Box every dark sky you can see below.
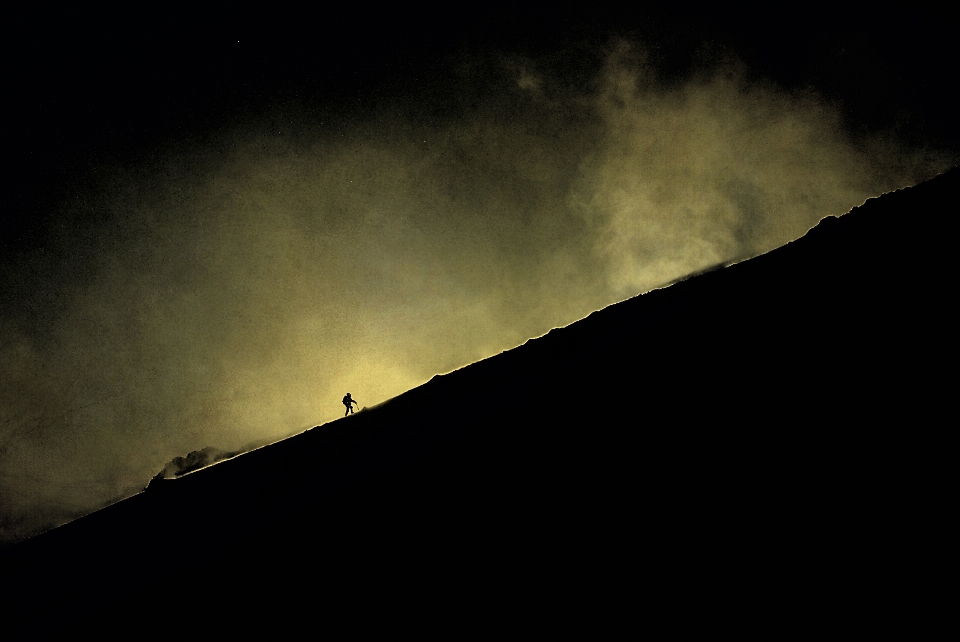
[2,4,956,543]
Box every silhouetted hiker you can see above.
[343,393,358,416]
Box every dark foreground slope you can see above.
[3,169,956,633]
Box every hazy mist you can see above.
[0,39,951,542]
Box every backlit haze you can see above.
[1,18,954,543]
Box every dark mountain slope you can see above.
[3,168,956,633]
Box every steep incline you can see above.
[3,168,956,633]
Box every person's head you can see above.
[345,393,351,398]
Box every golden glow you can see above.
[0,41,952,542]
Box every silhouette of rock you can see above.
[157,446,236,480]
[145,471,165,491]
